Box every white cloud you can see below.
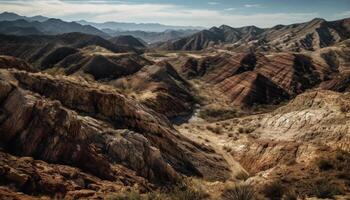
[208,2,220,5]
[0,0,318,27]
[335,10,350,18]
[244,4,262,8]
[224,8,236,11]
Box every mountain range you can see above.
[158,17,350,52]
[0,18,109,38]
[0,11,350,200]
[103,29,199,44]
[0,12,204,43]
[77,20,205,32]
[0,11,48,22]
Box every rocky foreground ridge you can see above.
[0,66,230,199]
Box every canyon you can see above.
[0,12,349,200]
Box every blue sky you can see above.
[0,0,350,27]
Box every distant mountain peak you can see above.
[311,17,326,22]
[0,11,48,22]
[158,17,350,51]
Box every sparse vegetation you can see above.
[108,180,208,200]
[107,189,143,200]
[283,190,297,200]
[317,159,334,171]
[166,181,208,200]
[199,105,241,122]
[262,181,284,200]
[238,126,256,134]
[221,184,255,200]
[206,125,222,134]
[223,145,232,152]
[340,103,350,113]
[311,179,343,199]
[235,171,250,181]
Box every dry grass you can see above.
[235,171,250,181]
[107,179,208,200]
[310,179,343,199]
[199,105,241,122]
[221,184,255,200]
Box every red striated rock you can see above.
[215,71,289,106]
[318,72,350,92]
[255,53,328,95]
[180,53,259,83]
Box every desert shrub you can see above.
[108,190,142,200]
[199,106,240,122]
[223,145,232,152]
[235,171,250,181]
[206,125,222,134]
[238,126,256,134]
[167,181,208,200]
[222,184,255,200]
[108,180,208,200]
[317,159,334,171]
[262,181,284,200]
[283,190,297,200]
[340,103,350,113]
[335,150,350,162]
[311,179,343,199]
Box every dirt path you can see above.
[176,118,250,199]
[178,123,246,178]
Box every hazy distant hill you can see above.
[104,29,199,44]
[77,20,204,32]
[0,12,48,22]
[109,35,146,48]
[0,18,109,38]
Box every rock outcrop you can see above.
[112,61,196,120]
[0,55,37,72]
[0,67,231,198]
